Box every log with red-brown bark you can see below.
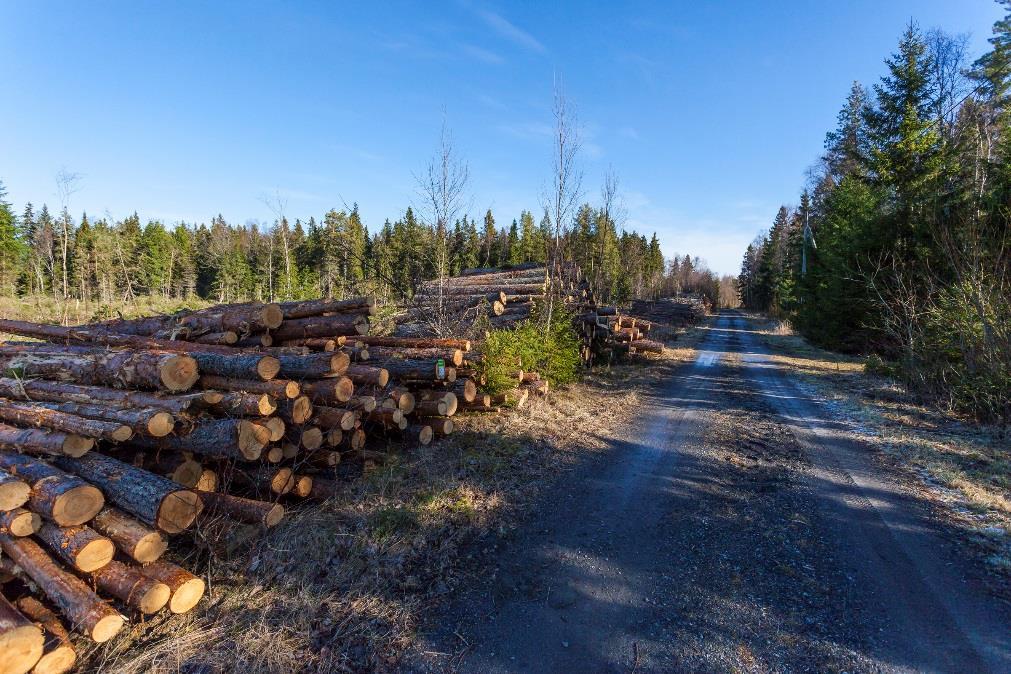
[276,396,313,426]
[372,358,448,381]
[53,453,202,534]
[296,426,324,450]
[274,352,350,380]
[307,475,341,500]
[195,391,277,417]
[129,418,268,461]
[275,296,377,319]
[345,365,389,387]
[191,330,239,346]
[89,506,166,563]
[196,488,284,527]
[0,453,104,527]
[406,424,434,446]
[0,377,202,416]
[0,534,124,642]
[178,302,283,335]
[313,406,357,431]
[137,561,205,614]
[0,401,130,443]
[90,560,171,615]
[269,315,369,341]
[0,346,198,393]
[355,336,471,351]
[0,592,44,674]
[346,394,377,412]
[276,337,342,351]
[0,508,40,537]
[197,374,301,399]
[300,376,354,404]
[35,523,114,572]
[29,401,174,438]
[367,346,463,367]
[418,417,454,436]
[452,379,477,403]
[367,408,406,429]
[0,468,30,511]
[0,423,94,458]
[14,596,76,674]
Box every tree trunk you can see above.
[269,315,369,341]
[0,347,197,392]
[195,391,277,417]
[0,535,124,642]
[14,596,76,674]
[275,296,376,318]
[0,401,130,442]
[0,508,40,537]
[0,423,93,458]
[276,396,313,425]
[0,469,30,511]
[367,347,463,367]
[0,377,202,416]
[129,418,267,461]
[137,561,204,614]
[197,375,300,399]
[178,302,283,334]
[53,453,202,534]
[300,377,354,404]
[0,453,104,526]
[191,330,238,345]
[0,592,44,674]
[275,337,343,351]
[196,489,284,527]
[354,336,470,351]
[36,523,114,572]
[90,560,170,614]
[29,401,173,438]
[313,406,357,431]
[89,507,166,564]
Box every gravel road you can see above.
[412,312,1011,673]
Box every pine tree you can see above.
[0,182,23,297]
[481,209,496,267]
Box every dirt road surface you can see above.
[413,312,1010,673]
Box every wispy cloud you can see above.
[496,121,553,139]
[461,43,505,65]
[477,93,506,110]
[475,8,545,53]
[618,126,640,141]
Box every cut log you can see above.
[151,454,203,488]
[0,593,44,674]
[414,399,449,416]
[453,379,477,403]
[308,476,340,500]
[355,336,471,351]
[0,469,30,511]
[191,330,238,345]
[269,315,369,341]
[197,375,300,399]
[14,596,75,674]
[0,378,201,416]
[0,402,130,443]
[53,453,202,534]
[129,418,267,461]
[0,453,104,526]
[301,377,354,404]
[88,507,167,563]
[264,446,283,463]
[0,423,93,459]
[196,489,283,527]
[368,346,463,367]
[0,346,198,392]
[313,406,357,431]
[388,387,416,414]
[0,508,40,536]
[178,302,283,334]
[375,359,447,381]
[276,338,339,351]
[275,352,349,379]
[0,535,124,642]
[407,424,434,446]
[190,352,279,381]
[197,391,277,417]
[90,560,171,615]
[275,296,377,319]
[137,560,204,614]
[277,396,313,425]
[349,428,366,451]
[292,475,313,498]
[30,402,173,438]
[421,417,454,436]
[36,523,114,572]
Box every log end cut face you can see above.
[35,645,77,674]
[5,509,41,537]
[257,357,281,381]
[0,623,44,674]
[418,425,434,445]
[155,490,203,534]
[133,531,169,564]
[90,613,125,643]
[0,479,30,511]
[77,536,116,572]
[161,355,200,392]
[51,484,105,527]
[61,435,95,458]
[147,412,176,438]
[139,581,171,614]
[264,503,285,528]
[168,577,206,614]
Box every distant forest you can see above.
[738,17,1010,421]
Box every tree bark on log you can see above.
[191,330,238,345]
[367,347,463,367]
[269,315,369,341]
[0,401,130,442]
[0,468,30,511]
[0,453,104,526]
[356,336,470,351]
[128,418,267,461]
[14,596,76,674]
[196,489,284,527]
[0,377,202,416]
[300,377,354,404]
[178,302,283,334]
[313,406,357,431]
[36,523,114,572]
[53,453,202,534]
[197,375,300,399]
[0,423,93,458]
[137,561,204,614]
[89,507,166,563]
[90,560,171,614]
[0,508,40,537]
[276,337,341,351]
[275,352,349,379]
[189,352,280,382]
[0,347,198,393]
[0,534,124,642]
[275,296,376,319]
[196,391,277,417]
[346,395,377,412]
[30,401,173,438]
[308,476,340,500]
[0,592,44,674]
[345,365,389,387]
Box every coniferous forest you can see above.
[738,16,1011,422]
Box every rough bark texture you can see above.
[276,296,376,319]
[355,336,470,351]
[90,560,171,614]
[14,596,76,674]
[128,418,266,461]
[0,423,93,458]
[277,396,313,425]
[0,347,198,392]
[345,365,389,387]
[275,352,348,379]
[197,489,284,527]
[269,315,369,341]
[0,377,203,415]
[0,468,30,511]
[301,377,354,404]
[0,535,124,642]
[178,302,283,334]
[0,453,104,526]
[35,523,114,572]
[196,391,277,417]
[313,406,357,431]
[89,506,167,563]
[138,561,205,614]
[0,401,129,442]
[0,592,44,674]
[53,453,202,534]
[367,347,463,367]
[0,508,40,537]
[197,375,300,399]
[30,401,174,438]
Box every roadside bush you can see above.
[478,301,582,394]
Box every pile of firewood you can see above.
[577,306,665,365]
[0,297,505,673]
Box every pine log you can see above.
[195,469,218,492]
[178,302,283,334]
[138,561,205,614]
[0,469,30,511]
[269,315,369,341]
[0,346,198,392]
[0,535,124,642]
[298,426,323,450]
[441,283,544,295]
[300,377,354,404]
[196,391,277,416]
[291,474,313,498]
[89,313,182,337]
[0,508,40,536]
[197,375,300,399]
[90,560,171,615]
[345,365,389,387]
[313,406,357,431]
[234,334,272,348]
[347,395,377,412]
[277,396,313,425]
[197,489,283,527]
[276,296,377,319]
[261,417,286,442]
[89,507,167,563]
[53,454,202,534]
[36,523,114,572]
[151,454,203,488]
[190,352,280,381]
[0,378,201,416]
[0,423,93,458]
[128,418,267,461]
[407,424,434,446]
[358,336,470,352]
[388,387,416,414]
[191,330,238,345]
[275,352,349,379]
[264,446,283,463]
[281,442,299,459]
[367,347,463,367]
[0,593,44,674]
[276,338,341,351]
[348,428,366,451]
[14,596,76,674]
[0,454,103,526]
[0,401,130,443]
[414,399,450,416]
[420,417,454,436]
[519,371,541,383]
[308,476,340,500]
[30,401,174,438]
[631,338,664,354]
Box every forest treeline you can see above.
[738,11,1011,422]
[0,183,728,312]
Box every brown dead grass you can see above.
[0,295,214,327]
[78,334,697,673]
[750,314,1011,580]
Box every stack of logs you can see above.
[626,296,708,343]
[577,306,665,365]
[0,297,507,674]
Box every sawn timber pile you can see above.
[0,297,509,674]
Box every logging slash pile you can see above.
[0,297,510,674]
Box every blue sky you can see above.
[1,1,1004,275]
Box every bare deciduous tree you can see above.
[55,168,81,304]
[261,191,293,300]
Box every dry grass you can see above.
[750,314,1011,581]
[0,295,214,326]
[73,341,693,673]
